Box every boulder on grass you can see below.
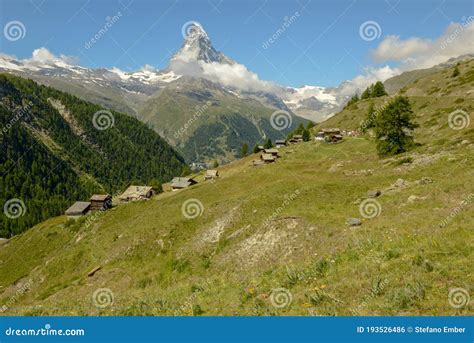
[346,218,362,226]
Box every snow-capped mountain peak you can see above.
[170,23,233,65]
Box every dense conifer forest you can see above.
[0,74,185,237]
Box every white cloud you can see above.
[139,64,158,72]
[28,47,79,65]
[200,61,276,92]
[169,56,278,93]
[372,36,431,62]
[372,17,474,70]
[337,65,400,98]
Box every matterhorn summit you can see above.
[170,22,234,65]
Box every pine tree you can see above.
[302,129,310,142]
[362,102,376,132]
[307,121,315,130]
[361,86,372,99]
[345,93,359,108]
[452,66,460,77]
[264,139,273,149]
[212,160,219,168]
[253,144,260,154]
[373,96,418,156]
[296,123,305,135]
[371,81,388,97]
[148,179,162,194]
[241,143,248,157]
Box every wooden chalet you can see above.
[275,139,287,148]
[263,148,279,157]
[65,201,90,219]
[260,153,276,163]
[90,194,112,212]
[119,186,155,202]
[204,169,219,180]
[331,134,343,143]
[315,131,325,141]
[320,128,343,143]
[170,177,198,191]
[321,128,341,136]
[289,134,303,144]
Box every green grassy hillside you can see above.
[1,135,472,315]
[318,59,474,148]
[0,60,472,316]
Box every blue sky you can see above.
[1,0,473,87]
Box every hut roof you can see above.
[322,128,341,133]
[206,169,219,177]
[171,177,197,188]
[261,153,276,161]
[65,201,90,216]
[275,139,287,144]
[293,134,303,139]
[119,185,153,199]
[264,148,279,154]
[90,194,111,201]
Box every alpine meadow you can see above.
[0,0,472,332]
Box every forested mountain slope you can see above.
[0,74,185,237]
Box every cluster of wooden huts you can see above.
[168,169,219,191]
[251,135,308,166]
[315,128,343,143]
[65,126,355,220]
[65,185,158,219]
[315,128,358,143]
[64,126,360,220]
[65,194,112,219]
[65,168,222,219]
